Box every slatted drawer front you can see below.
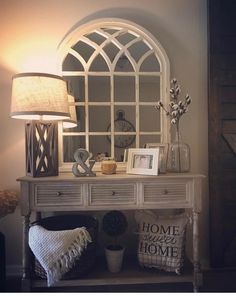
[143,182,188,204]
[35,184,82,206]
[90,184,136,205]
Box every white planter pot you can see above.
[105,246,125,273]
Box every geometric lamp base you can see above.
[25,121,58,177]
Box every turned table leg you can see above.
[192,210,202,292]
[22,214,31,292]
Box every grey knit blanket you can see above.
[29,225,91,286]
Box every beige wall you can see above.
[0,0,208,271]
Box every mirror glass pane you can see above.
[115,32,136,45]
[63,54,84,71]
[76,106,85,132]
[90,136,111,160]
[103,42,120,62]
[140,106,160,132]
[140,53,160,72]
[63,136,85,162]
[114,106,136,131]
[85,32,106,45]
[139,75,160,102]
[114,54,134,72]
[88,76,110,102]
[89,106,110,132]
[72,41,95,62]
[63,76,85,102]
[114,76,135,102]
[89,54,109,71]
[128,40,150,63]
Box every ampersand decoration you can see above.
[72,149,96,177]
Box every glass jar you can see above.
[101,158,117,175]
[167,128,190,173]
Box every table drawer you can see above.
[89,184,136,206]
[34,183,83,206]
[143,182,189,204]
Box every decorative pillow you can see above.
[135,210,188,274]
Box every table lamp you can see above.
[10,73,70,177]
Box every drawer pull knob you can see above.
[163,189,169,195]
[112,191,116,196]
[56,192,62,197]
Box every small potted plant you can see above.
[102,210,128,273]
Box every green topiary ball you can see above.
[102,210,128,237]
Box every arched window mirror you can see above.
[58,18,170,171]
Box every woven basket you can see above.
[31,214,98,280]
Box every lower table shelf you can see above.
[31,257,194,288]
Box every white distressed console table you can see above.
[18,172,204,292]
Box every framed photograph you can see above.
[126,148,159,175]
[144,143,169,173]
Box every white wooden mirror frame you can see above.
[57,18,170,172]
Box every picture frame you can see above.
[126,148,159,175]
[144,143,169,173]
[123,148,128,163]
